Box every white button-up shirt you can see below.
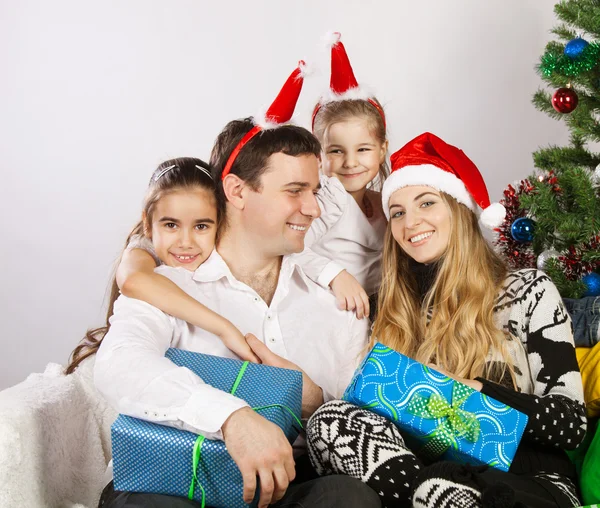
[298,176,387,296]
[94,250,369,442]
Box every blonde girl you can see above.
[297,33,389,321]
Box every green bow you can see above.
[407,382,480,460]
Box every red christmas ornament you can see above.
[552,87,578,114]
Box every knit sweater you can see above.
[414,266,587,478]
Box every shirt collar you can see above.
[192,249,304,286]
[192,249,232,283]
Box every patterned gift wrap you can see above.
[112,349,303,508]
[342,343,528,472]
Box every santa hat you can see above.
[381,132,506,228]
[311,32,385,129]
[222,60,307,179]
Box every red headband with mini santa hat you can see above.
[311,32,385,129]
[222,60,307,180]
[381,132,506,229]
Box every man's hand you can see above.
[246,334,324,418]
[222,407,295,507]
[217,323,261,363]
[330,270,370,319]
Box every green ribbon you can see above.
[407,382,480,460]
[187,361,302,505]
[188,436,206,506]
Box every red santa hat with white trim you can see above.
[222,60,308,179]
[381,132,506,229]
[312,32,385,128]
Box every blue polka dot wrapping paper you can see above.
[342,343,529,472]
[111,348,303,508]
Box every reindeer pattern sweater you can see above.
[479,269,587,476]
[412,264,586,476]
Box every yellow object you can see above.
[576,344,600,418]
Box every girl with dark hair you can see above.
[66,157,257,374]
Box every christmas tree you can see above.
[495,0,600,299]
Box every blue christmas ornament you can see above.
[582,272,600,297]
[510,218,535,243]
[564,37,589,59]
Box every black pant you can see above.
[99,456,381,508]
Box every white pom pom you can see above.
[479,202,506,229]
[322,31,342,49]
[297,59,312,78]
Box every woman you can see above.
[307,132,587,508]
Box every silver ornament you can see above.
[537,249,560,271]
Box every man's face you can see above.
[242,152,321,257]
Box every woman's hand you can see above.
[427,364,483,392]
[330,270,370,319]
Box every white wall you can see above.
[0,0,569,389]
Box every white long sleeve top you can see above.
[298,176,387,296]
[94,250,369,442]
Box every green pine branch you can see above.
[532,89,566,119]
[517,0,600,299]
[555,0,600,37]
[564,102,600,142]
[551,24,578,41]
[519,166,600,250]
[533,145,599,172]
[546,259,587,298]
[582,250,600,262]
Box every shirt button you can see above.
[253,296,259,302]
[269,337,276,343]
[267,314,272,320]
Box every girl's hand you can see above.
[427,363,483,392]
[330,270,370,319]
[218,324,261,363]
[246,334,324,418]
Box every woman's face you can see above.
[388,185,451,264]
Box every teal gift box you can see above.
[342,343,528,472]
[112,349,303,508]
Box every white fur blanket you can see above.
[0,359,117,508]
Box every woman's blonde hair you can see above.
[371,192,514,384]
[312,99,389,190]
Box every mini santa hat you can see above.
[222,60,307,179]
[312,32,385,129]
[381,132,506,229]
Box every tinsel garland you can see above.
[494,180,536,270]
[560,236,600,281]
[539,42,600,77]
[495,176,600,297]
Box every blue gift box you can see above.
[112,349,303,508]
[342,343,528,472]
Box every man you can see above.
[95,118,379,508]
